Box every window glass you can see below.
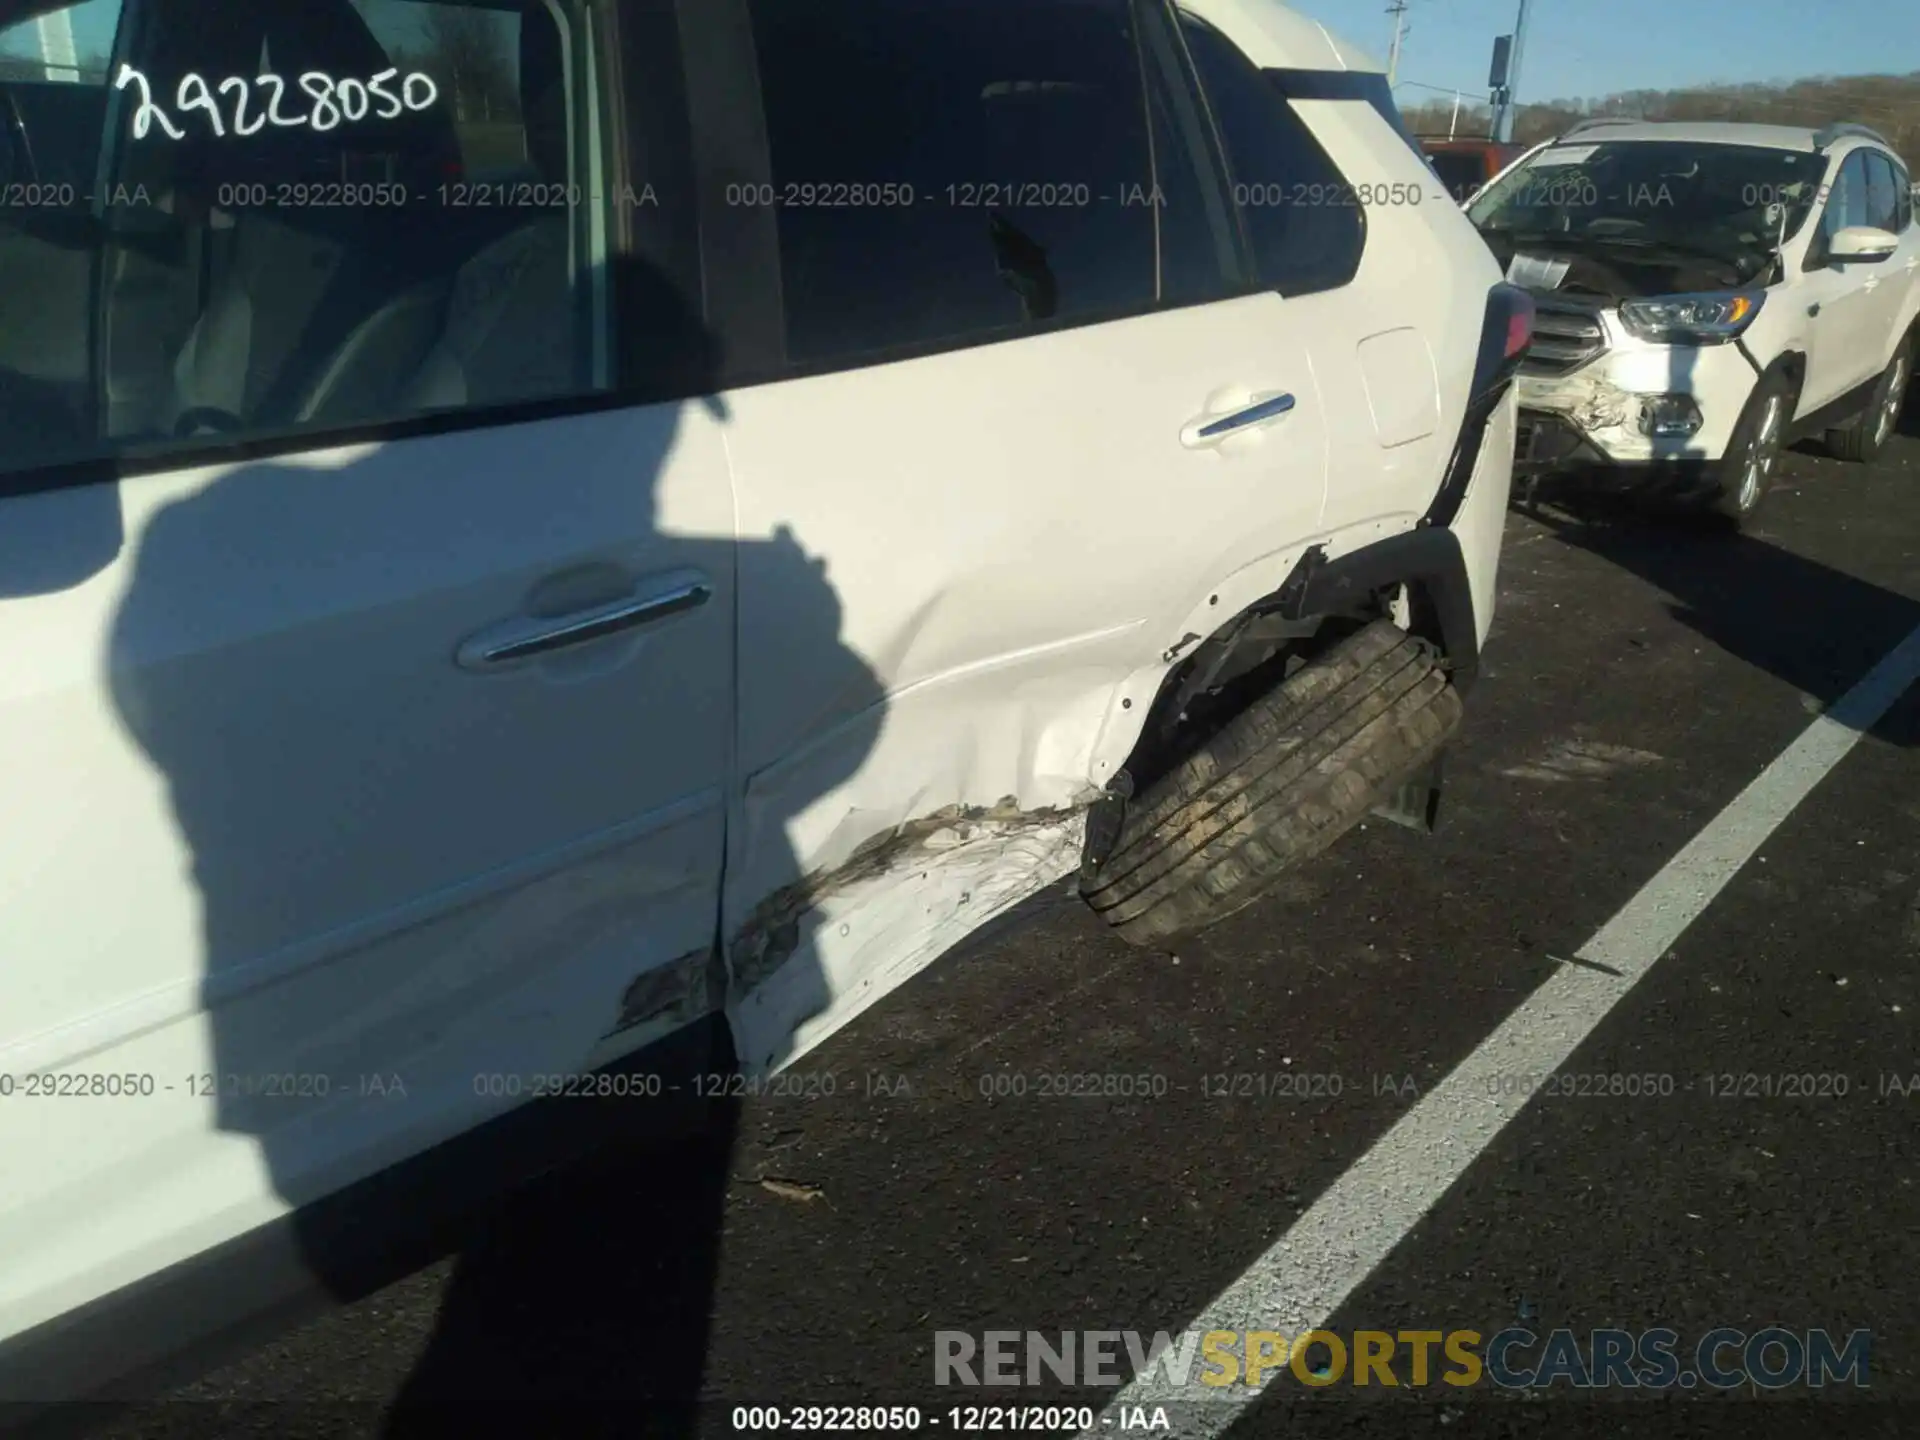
[1896,161,1914,232]
[0,0,631,482]
[0,0,119,190]
[0,0,120,462]
[746,0,1162,364]
[1822,151,1871,238]
[348,0,526,179]
[1863,150,1901,234]
[1137,0,1245,305]
[1179,13,1364,296]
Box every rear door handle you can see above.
[456,571,712,671]
[1180,391,1296,449]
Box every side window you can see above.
[746,0,1163,365]
[0,0,655,485]
[1178,13,1364,296]
[0,0,123,469]
[1897,161,1915,233]
[1821,150,1871,239]
[1136,0,1246,305]
[0,0,119,193]
[1863,150,1902,234]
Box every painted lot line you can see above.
[1083,619,1920,1438]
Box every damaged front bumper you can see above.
[1510,337,1760,498]
[1512,406,1726,506]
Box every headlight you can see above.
[1618,291,1766,345]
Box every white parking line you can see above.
[1084,620,1920,1438]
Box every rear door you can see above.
[710,0,1331,1071]
[0,0,730,1350]
[1181,12,1475,542]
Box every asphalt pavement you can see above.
[33,409,1920,1440]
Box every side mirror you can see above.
[1830,225,1899,263]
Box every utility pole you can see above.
[1385,0,1409,88]
[1449,89,1462,139]
[1495,0,1533,142]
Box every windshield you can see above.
[1466,140,1827,254]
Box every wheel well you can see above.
[1117,569,1452,798]
[1774,350,1807,403]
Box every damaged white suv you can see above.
[1471,119,1920,523]
[0,0,1521,1403]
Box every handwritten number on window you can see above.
[260,75,304,129]
[113,67,441,141]
[299,73,344,132]
[218,76,266,136]
[115,64,187,140]
[368,69,405,120]
[177,73,224,136]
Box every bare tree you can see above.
[1402,72,1920,166]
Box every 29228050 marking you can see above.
[976,1071,1169,1098]
[731,1405,924,1430]
[0,1072,159,1098]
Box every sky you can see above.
[8,0,1917,112]
[1287,0,1920,110]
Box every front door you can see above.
[0,0,731,1350]
[1800,150,1889,411]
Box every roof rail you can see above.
[1814,122,1892,151]
[1559,117,1640,138]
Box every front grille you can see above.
[1521,295,1608,377]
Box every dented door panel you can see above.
[718,299,1329,1072]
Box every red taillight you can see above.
[1505,292,1535,358]
[1471,283,1535,403]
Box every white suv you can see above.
[1468,119,1920,523]
[0,0,1519,1401]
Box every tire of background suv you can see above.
[1081,619,1463,948]
[1705,369,1795,528]
[1826,337,1912,463]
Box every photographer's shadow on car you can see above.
[58,250,884,1428]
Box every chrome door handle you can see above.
[1181,391,1296,449]
[456,572,712,671]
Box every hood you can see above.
[1478,229,1772,302]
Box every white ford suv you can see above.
[1468,119,1920,524]
[0,0,1522,1403]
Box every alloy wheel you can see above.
[1739,395,1783,512]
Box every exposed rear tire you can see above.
[1081,619,1463,948]
[1827,338,1911,463]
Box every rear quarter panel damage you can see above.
[727,800,1090,1075]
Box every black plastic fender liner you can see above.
[1275,526,1481,696]
[1422,283,1532,531]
